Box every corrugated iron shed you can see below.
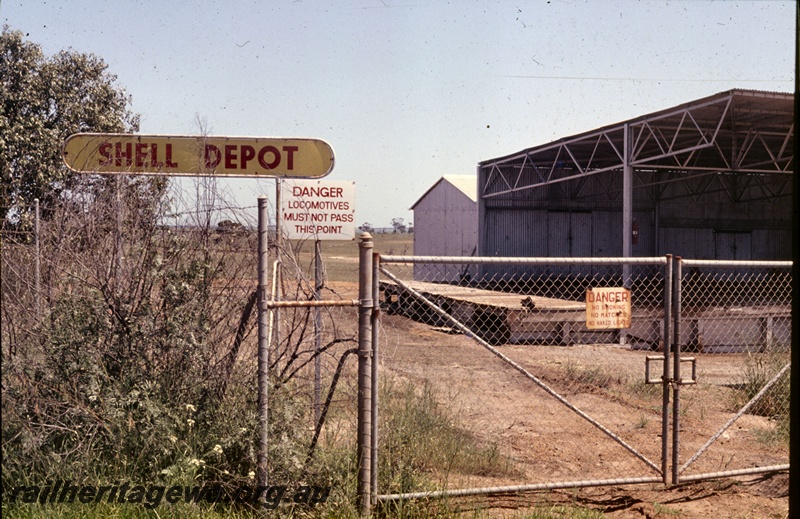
[411,175,478,282]
[411,175,477,209]
[477,89,793,266]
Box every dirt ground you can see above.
[373,304,790,519]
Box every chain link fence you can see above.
[372,255,791,502]
[376,256,672,500]
[262,267,363,461]
[4,198,791,510]
[673,259,791,483]
[1,195,365,503]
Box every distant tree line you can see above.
[357,217,413,234]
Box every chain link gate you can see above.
[671,258,791,484]
[372,255,673,503]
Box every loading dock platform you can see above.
[379,280,790,352]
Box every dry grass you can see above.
[285,233,413,284]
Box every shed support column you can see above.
[477,163,485,259]
[623,123,633,262]
[621,123,633,346]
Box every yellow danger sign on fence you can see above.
[585,287,631,330]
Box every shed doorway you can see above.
[548,211,592,276]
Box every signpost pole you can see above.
[115,175,123,291]
[275,180,282,382]
[275,179,282,251]
[257,196,270,488]
[314,239,323,425]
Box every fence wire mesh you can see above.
[1,195,364,495]
[4,197,791,505]
[376,257,670,498]
[675,259,791,482]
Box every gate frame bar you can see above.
[375,255,671,503]
[672,257,792,485]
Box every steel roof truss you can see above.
[498,169,513,189]
[531,163,548,185]
[563,142,585,176]
[637,121,668,159]
[604,130,625,163]
[483,166,611,199]
[546,145,564,183]
[651,124,690,168]
[629,96,730,167]
[712,137,733,171]
[515,154,530,189]
[754,132,785,171]
[736,129,759,169]
[669,111,690,153]
[654,175,788,205]
[750,172,778,201]
[777,122,793,159]
[480,91,790,198]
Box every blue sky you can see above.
[3,1,795,229]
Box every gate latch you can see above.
[645,356,663,385]
[645,356,698,385]
[677,357,698,385]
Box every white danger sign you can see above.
[281,180,355,240]
[585,287,631,330]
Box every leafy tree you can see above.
[390,217,407,234]
[0,26,140,226]
[358,222,374,233]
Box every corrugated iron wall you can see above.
[413,181,478,282]
[478,168,791,281]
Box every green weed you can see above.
[378,380,518,495]
[735,348,790,419]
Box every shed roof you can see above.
[478,89,794,199]
[410,175,477,210]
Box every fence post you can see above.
[671,256,683,485]
[661,255,673,484]
[257,195,270,488]
[357,233,374,516]
[314,239,323,425]
[371,252,380,503]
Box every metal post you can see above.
[622,124,633,265]
[661,255,673,483]
[620,124,633,345]
[314,239,323,425]
[34,198,40,319]
[357,233,374,516]
[671,257,683,485]
[257,196,270,488]
[115,175,123,290]
[276,179,282,249]
[370,252,380,503]
[275,180,282,373]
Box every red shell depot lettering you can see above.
[204,144,299,171]
[98,142,178,168]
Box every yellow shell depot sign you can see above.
[62,133,335,178]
